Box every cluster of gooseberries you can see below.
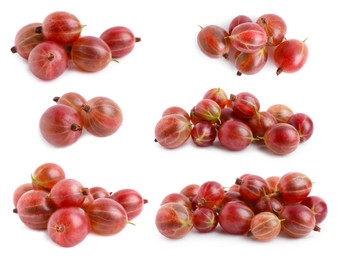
[197,13,308,76]
[154,87,313,155]
[40,92,123,147]
[13,162,147,247]
[155,172,327,241]
[11,10,140,80]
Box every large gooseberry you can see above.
[274,39,309,75]
[256,13,287,46]
[40,11,82,44]
[197,25,231,59]
[155,202,193,239]
[28,41,68,80]
[47,207,90,247]
[39,104,83,147]
[11,22,45,59]
[71,36,112,72]
[31,162,65,191]
[87,198,128,236]
[154,114,192,149]
[100,26,141,58]
[248,211,281,241]
[81,96,123,137]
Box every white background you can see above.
[1,0,337,258]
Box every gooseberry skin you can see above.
[71,36,112,72]
[154,114,192,149]
[31,162,65,191]
[288,113,314,142]
[11,22,45,59]
[13,183,33,207]
[217,119,254,151]
[203,87,228,109]
[236,174,271,203]
[277,172,312,204]
[267,104,294,123]
[191,121,217,147]
[28,41,68,81]
[256,13,287,46]
[264,123,300,155]
[110,188,147,220]
[87,198,128,236]
[155,202,193,239]
[15,190,56,230]
[197,25,231,59]
[249,212,281,241]
[192,181,225,210]
[229,22,267,53]
[246,111,277,139]
[274,39,309,75]
[192,207,218,233]
[39,104,83,147]
[218,201,255,235]
[279,204,317,238]
[230,92,260,119]
[100,26,140,58]
[41,11,82,44]
[161,193,192,210]
[301,196,328,224]
[234,46,268,76]
[194,99,222,123]
[49,178,89,208]
[179,184,200,201]
[47,207,90,247]
[228,15,252,34]
[162,106,190,122]
[81,96,123,137]
[89,186,110,199]
[53,92,87,114]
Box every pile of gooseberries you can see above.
[155,171,327,241]
[13,162,147,247]
[154,87,313,155]
[11,11,140,80]
[39,92,123,147]
[197,13,308,76]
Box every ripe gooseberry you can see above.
[100,26,141,58]
[39,104,83,147]
[28,41,68,80]
[203,87,229,109]
[246,111,277,139]
[193,99,222,123]
[192,181,225,210]
[248,211,281,241]
[274,38,309,75]
[87,198,128,236]
[160,193,192,210]
[288,113,314,142]
[279,204,318,238]
[71,36,113,72]
[218,201,255,235]
[81,96,123,137]
[256,13,287,46]
[155,202,193,239]
[197,24,231,59]
[13,183,33,207]
[110,188,148,220]
[39,11,83,44]
[31,162,65,191]
[53,92,87,114]
[192,207,218,233]
[217,119,255,151]
[14,189,56,230]
[230,92,260,119]
[234,46,268,76]
[191,121,217,147]
[263,123,300,155]
[267,104,294,123]
[11,22,45,59]
[154,114,192,149]
[47,207,90,247]
[228,22,267,53]
[235,174,270,203]
[228,15,252,34]
[301,196,328,224]
[161,106,190,121]
[49,178,90,208]
[277,172,312,204]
